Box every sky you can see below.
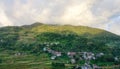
[0,0,120,35]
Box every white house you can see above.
[51,56,56,60]
[114,57,119,61]
[96,53,104,57]
[53,51,62,57]
[71,58,76,64]
[43,47,47,51]
[81,63,92,69]
[49,50,62,57]
[67,52,76,56]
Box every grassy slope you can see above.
[31,24,104,35]
[29,23,120,40]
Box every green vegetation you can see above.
[0,22,120,69]
[52,62,65,69]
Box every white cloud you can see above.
[58,0,96,25]
[106,15,120,34]
[0,5,13,26]
[0,0,120,35]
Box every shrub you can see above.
[52,62,65,69]
[0,58,2,63]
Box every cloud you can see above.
[0,5,13,26]
[106,15,120,34]
[0,0,120,35]
[57,0,96,25]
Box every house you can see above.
[0,39,3,42]
[72,65,81,69]
[87,52,95,60]
[67,52,76,58]
[114,57,119,61]
[83,52,87,59]
[83,52,95,60]
[51,56,56,60]
[81,63,92,69]
[96,53,104,57]
[50,51,61,60]
[55,52,61,56]
[71,58,76,64]
[50,50,62,57]
[43,42,50,46]
[54,42,59,45]
[14,52,21,56]
[43,47,47,51]
[46,44,50,46]
[48,49,62,57]
[43,47,62,59]
[47,48,54,53]
[50,43,54,46]
[93,64,100,69]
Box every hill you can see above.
[0,22,120,69]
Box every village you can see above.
[12,41,120,69]
[39,42,118,69]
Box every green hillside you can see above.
[0,22,120,69]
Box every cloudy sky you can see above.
[0,0,120,35]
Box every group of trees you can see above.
[36,32,109,53]
[0,33,19,50]
[0,30,120,65]
[0,31,119,55]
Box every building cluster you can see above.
[67,52,96,64]
[14,52,26,56]
[43,45,120,69]
[43,47,62,60]
[42,42,60,47]
[43,47,106,63]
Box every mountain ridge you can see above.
[0,22,119,35]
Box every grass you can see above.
[31,25,105,35]
[0,52,74,69]
[0,51,120,69]
[0,52,52,69]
